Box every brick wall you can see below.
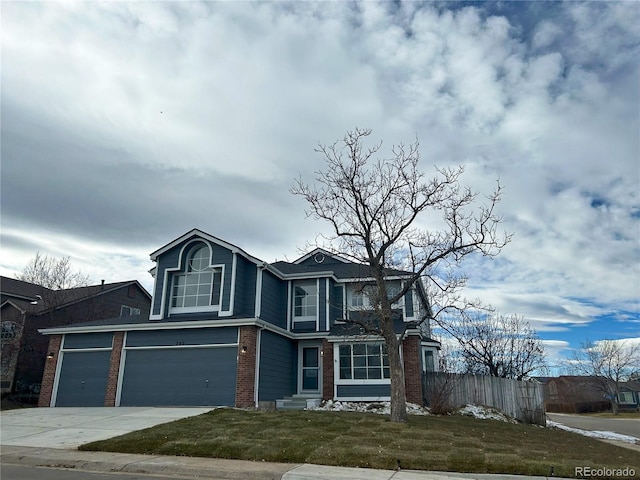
[38,335,62,407]
[104,332,124,406]
[402,335,423,405]
[235,326,257,408]
[322,339,334,401]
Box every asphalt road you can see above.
[547,413,640,438]
[0,464,218,480]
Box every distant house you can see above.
[38,229,440,408]
[536,375,637,413]
[1,276,151,400]
[616,380,640,411]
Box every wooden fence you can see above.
[423,372,546,425]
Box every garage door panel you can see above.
[55,351,111,407]
[120,347,237,406]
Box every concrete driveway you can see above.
[0,407,213,449]
[547,413,640,439]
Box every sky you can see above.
[1,1,639,371]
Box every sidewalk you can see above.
[0,445,573,480]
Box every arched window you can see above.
[1,321,18,339]
[171,244,222,310]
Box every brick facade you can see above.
[104,332,125,406]
[38,335,62,407]
[402,335,423,405]
[322,339,334,401]
[235,326,257,408]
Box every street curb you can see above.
[0,446,294,479]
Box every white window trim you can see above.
[298,343,322,395]
[346,282,403,315]
[333,342,393,386]
[292,279,319,324]
[168,263,225,315]
[254,266,263,318]
[325,278,330,331]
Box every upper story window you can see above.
[293,280,317,321]
[348,282,402,310]
[120,305,141,317]
[170,244,222,312]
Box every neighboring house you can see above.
[537,376,618,413]
[38,229,440,408]
[1,276,151,400]
[616,380,640,411]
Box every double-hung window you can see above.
[170,244,222,312]
[348,282,402,312]
[338,343,390,381]
[292,281,317,322]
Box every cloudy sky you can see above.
[2,1,638,369]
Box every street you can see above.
[0,464,221,480]
[547,413,640,438]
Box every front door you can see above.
[299,345,321,394]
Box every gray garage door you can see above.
[55,350,111,407]
[119,347,237,406]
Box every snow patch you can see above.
[457,404,517,423]
[547,420,639,444]
[310,400,430,415]
[310,401,517,423]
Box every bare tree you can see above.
[291,128,510,422]
[17,252,91,309]
[443,312,546,380]
[569,339,640,415]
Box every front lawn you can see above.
[80,409,639,478]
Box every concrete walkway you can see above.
[0,445,573,480]
[0,408,575,480]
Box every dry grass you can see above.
[80,409,639,478]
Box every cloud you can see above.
[1,1,638,362]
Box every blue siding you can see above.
[260,271,287,328]
[292,321,316,333]
[55,351,111,406]
[297,254,346,268]
[126,327,238,347]
[154,239,235,318]
[258,331,296,401]
[336,384,390,398]
[234,257,256,316]
[330,282,344,327]
[318,279,327,331]
[152,248,180,316]
[64,332,113,349]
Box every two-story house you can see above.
[38,229,440,408]
[1,276,151,401]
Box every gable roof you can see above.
[149,229,266,266]
[1,276,52,301]
[1,299,28,315]
[0,276,150,314]
[293,248,350,265]
[269,260,412,280]
[46,280,151,311]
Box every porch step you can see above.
[275,396,322,411]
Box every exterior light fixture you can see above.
[47,352,55,359]
[241,345,247,353]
